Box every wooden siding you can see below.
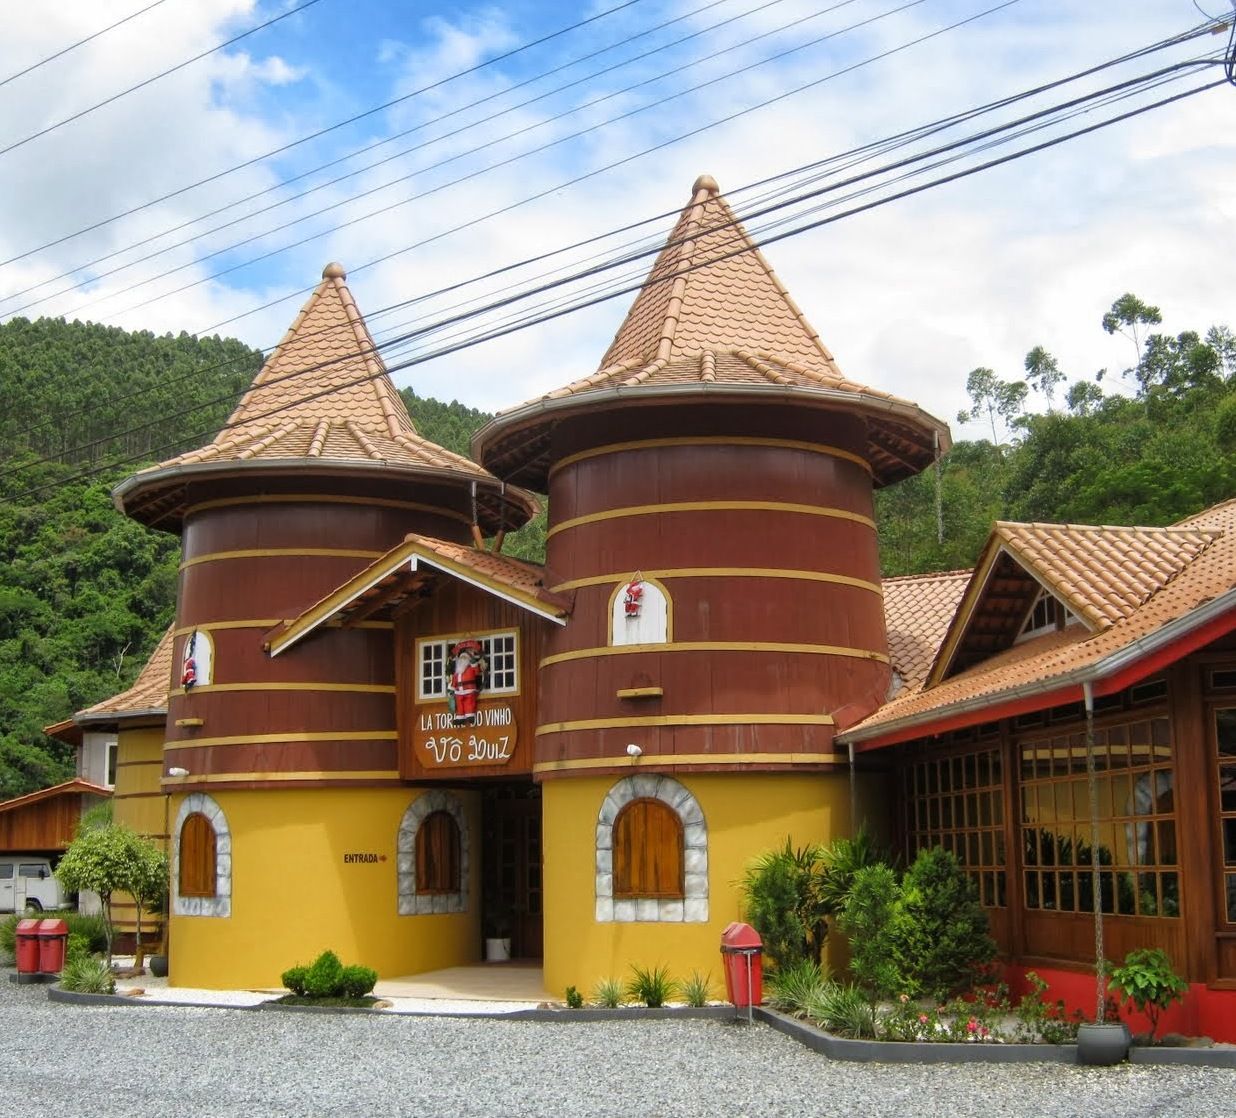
[536,403,887,777]
[398,579,548,780]
[0,791,103,852]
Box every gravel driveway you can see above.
[3,975,1235,1117]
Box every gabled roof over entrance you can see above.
[845,499,1236,749]
[268,534,571,657]
[114,263,534,532]
[473,175,950,490]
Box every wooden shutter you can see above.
[179,813,216,898]
[614,799,684,898]
[416,811,460,894]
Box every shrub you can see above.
[815,828,886,916]
[593,977,624,1008]
[1013,971,1083,1044]
[740,839,827,970]
[280,964,308,995]
[1108,948,1188,1042]
[767,959,830,1014]
[838,863,902,998]
[303,950,345,998]
[0,915,16,962]
[890,847,995,999]
[60,955,115,995]
[805,982,876,1038]
[680,970,713,1008]
[340,964,378,999]
[625,963,678,1008]
[64,933,91,969]
[565,985,584,1009]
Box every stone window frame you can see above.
[171,793,231,918]
[596,775,707,923]
[398,789,469,915]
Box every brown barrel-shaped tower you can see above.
[115,263,535,793]
[476,176,949,779]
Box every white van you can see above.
[0,857,67,913]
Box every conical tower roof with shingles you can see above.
[474,175,950,488]
[115,263,534,531]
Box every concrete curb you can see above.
[497,1005,737,1024]
[48,985,263,1010]
[755,1008,1236,1067]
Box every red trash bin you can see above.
[36,918,69,974]
[15,919,41,974]
[720,921,763,1020]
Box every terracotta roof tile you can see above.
[845,498,1236,742]
[404,534,571,615]
[130,263,496,482]
[883,570,971,688]
[476,176,949,489]
[78,625,175,720]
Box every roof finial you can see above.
[322,261,347,280]
[692,174,719,195]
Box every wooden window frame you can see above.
[416,810,461,895]
[179,812,217,899]
[613,798,684,900]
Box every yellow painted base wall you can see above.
[541,772,852,997]
[169,787,481,990]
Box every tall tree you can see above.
[956,367,1028,448]
[1024,346,1065,411]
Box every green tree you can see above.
[1024,346,1064,411]
[1102,292,1162,373]
[956,367,1028,448]
[55,824,165,967]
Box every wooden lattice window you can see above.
[179,812,217,898]
[416,811,461,894]
[613,799,684,899]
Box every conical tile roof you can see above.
[115,264,534,530]
[475,176,949,488]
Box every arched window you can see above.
[611,578,670,646]
[416,810,461,894]
[172,793,231,918]
[614,799,683,898]
[596,776,708,923]
[179,812,217,898]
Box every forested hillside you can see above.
[0,297,1233,798]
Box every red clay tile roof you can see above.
[844,499,1236,745]
[77,625,175,722]
[115,264,534,531]
[474,176,949,489]
[883,569,971,689]
[0,779,111,814]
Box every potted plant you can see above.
[484,905,512,962]
[1108,948,1188,1044]
[1075,683,1130,1066]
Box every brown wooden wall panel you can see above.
[396,578,549,781]
[562,578,886,650]
[182,500,468,560]
[1021,910,1186,970]
[178,553,385,622]
[537,650,888,731]
[176,627,394,687]
[165,737,398,775]
[0,794,91,851]
[169,689,395,741]
[547,512,880,589]
[550,442,874,525]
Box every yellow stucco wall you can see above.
[111,725,167,938]
[540,771,852,997]
[168,787,481,990]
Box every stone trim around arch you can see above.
[397,789,469,916]
[171,792,231,918]
[595,775,708,923]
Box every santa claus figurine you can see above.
[448,639,485,726]
[623,578,644,618]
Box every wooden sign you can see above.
[415,703,518,768]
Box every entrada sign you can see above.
[415,703,518,768]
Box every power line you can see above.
[45,0,899,326]
[0,0,171,90]
[0,0,813,316]
[10,12,1214,446]
[6,59,1221,491]
[0,0,326,161]
[0,0,650,266]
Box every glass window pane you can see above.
[1025,872,1040,909]
[1042,873,1057,909]
[1221,766,1236,812]
[981,830,994,867]
[1225,818,1236,866]
[1157,821,1177,865]
[1217,710,1236,757]
[1117,872,1137,915]
[1162,872,1180,918]
[941,797,953,828]
[1227,874,1236,922]
[1137,872,1158,916]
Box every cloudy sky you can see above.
[0,0,1233,442]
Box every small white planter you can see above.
[485,937,511,962]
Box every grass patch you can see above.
[273,994,382,1008]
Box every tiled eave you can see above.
[474,381,947,490]
[113,457,539,533]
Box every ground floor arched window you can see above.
[172,793,231,917]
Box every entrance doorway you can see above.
[481,782,543,960]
